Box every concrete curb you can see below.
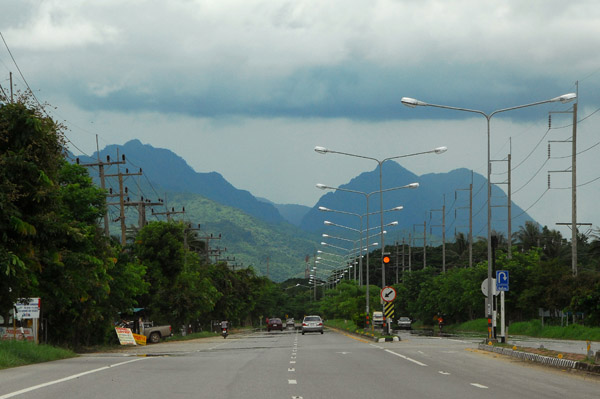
[327,326,400,342]
[377,336,400,343]
[478,343,600,374]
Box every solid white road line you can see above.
[0,358,147,399]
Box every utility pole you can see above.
[413,222,426,269]
[430,195,446,272]
[196,233,221,264]
[401,238,405,277]
[507,152,512,259]
[77,149,126,237]
[423,221,427,269]
[105,167,143,245]
[183,223,202,268]
[491,149,511,259]
[549,86,584,276]
[131,197,164,228]
[408,233,412,272]
[455,172,473,267]
[151,206,185,222]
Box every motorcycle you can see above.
[221,328,228,339]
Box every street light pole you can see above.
[401,92,576,340]
[317,182,416,317]
[321,211,401,284]
[316,146,446,290]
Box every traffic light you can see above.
[382,253,391,264]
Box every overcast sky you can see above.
[2,0,600,238]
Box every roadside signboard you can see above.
[115,327,137,345]
[132,333,147,346]
[496,270,509,292]
[14,298,41,319]
[0,327,34,341]
[380,286,396,302]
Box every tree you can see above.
[134,221,220,327]
[0,97,65,321]
[516,221,542,252]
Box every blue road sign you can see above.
[496,270,509,292]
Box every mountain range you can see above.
[73,140,535,281]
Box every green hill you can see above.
[131,191,319,282]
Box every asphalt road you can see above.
[1,328,598,399]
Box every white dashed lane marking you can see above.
[471,383,488,389]
[384,349,428,367]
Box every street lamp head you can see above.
[322,233,330,238]
[408,182,419,189]
[314,146,329,154]
[401,97,428,108]
[318,206,331,211]
[392,206,404,211]
[389,221,398,226]
[552,93,577,104]
[324,220,333,225]
[434,146,448,154]
[316,183,329,190]
[320,242,327,246]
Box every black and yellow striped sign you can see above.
[384,302,394,320]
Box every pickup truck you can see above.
[142,322,172,343]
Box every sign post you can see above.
[381,287,396,335]
[481,279,497,340]
[496,271,509,342]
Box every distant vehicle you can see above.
[267,318,283,332]
[302,315,323,335]
[372,311,384,327]
[142,322,172,343]
[397,317,412,330]
[286,318,295,328]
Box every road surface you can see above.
[1,328,598,399]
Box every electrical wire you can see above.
[510,189,549,220]
[551,175,600,189]
[512,158,549,195]
[551,140,600,159]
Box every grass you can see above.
[446,318,600,342]
[0,340,76,370]
[506,320,600,341]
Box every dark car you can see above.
[267,318,283,331]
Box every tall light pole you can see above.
[401,92,576,340]
[315,146,446,290]
[317,182,416,316]
[321,210,402,284]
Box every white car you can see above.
[301,315,323,335]
[397,316,412,330]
